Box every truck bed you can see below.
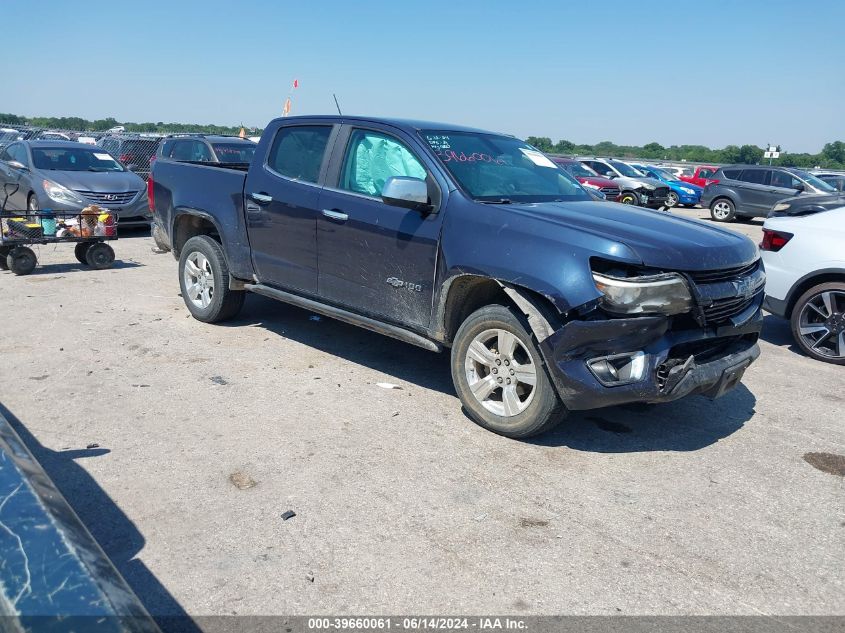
[150,158,254,279]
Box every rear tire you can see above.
[710,198,736,222]
[178,235,245,323]
[7,246,37,275]
[74,242,92,264]
[451,304,567,438]
[0,246,10,270]
[790,282,845,365]
[152,223,171,252]
[85,242,115,269]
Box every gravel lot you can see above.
[0,208,842,620]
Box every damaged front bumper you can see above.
[539,300,763,411]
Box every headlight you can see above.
[592,272,692,315]
[772,202,790,212]
[680,187,695,194]
[43,179,84,204]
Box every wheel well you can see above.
[440,275,560,345]
[786,272,845,318]
[710,195,733,207]
[172,214,220,257]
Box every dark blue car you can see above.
[632,163,703,208]
[150,116,763,439]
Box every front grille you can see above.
[689,260,760,284]
[652,186,669,199]
[600,187,620,198]
[701,294,757,324]
[74,190,138,206]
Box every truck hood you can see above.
[39,169,145,193]
[507,200,759,271]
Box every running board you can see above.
[244,283,442,353]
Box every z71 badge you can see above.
[386,277,422,292]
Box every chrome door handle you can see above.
[321,209,348,222]
[249,192,273,204]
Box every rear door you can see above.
[315,124,444,329]
[735,168,771,216]
[244,122,337,294]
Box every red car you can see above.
[552,158,621,201]
[680,165,719,188]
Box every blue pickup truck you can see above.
[150,116,764,438]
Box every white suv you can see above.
[762,206,845,364]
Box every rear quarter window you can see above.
[722,169,742,180]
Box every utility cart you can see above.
[1,184,117,275]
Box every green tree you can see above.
[525,136,553,152]
[821,141,845,165]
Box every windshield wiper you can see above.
[478,198,512,204]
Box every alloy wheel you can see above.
[183,251,215,309]
[797,290,845,359]
[464,328,537,417]
[712,201,732,219]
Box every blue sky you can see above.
[2,0,843,152]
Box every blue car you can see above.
[630,163,703,208]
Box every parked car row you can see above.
[0,134,257,228]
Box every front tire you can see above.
[27,194,39,212]
[619,191,638,205]
[0,246,10,270]
[7,246,37,275]
[451,304,567,438]
[710,198,736,222]
[665,191,679,208]
[178,235,245,323]
[74,242,92,264]
[790,282,845,365]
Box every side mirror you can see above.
[793,183,805,193]
[7,160,28,171]
[381,176,431,211]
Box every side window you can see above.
[191,141,213,162]
[590,162,613,177]
[699,168,714,178]
[267,125,332,183]
[722,168,742,180]
[0,147,10,162]
[169,141,193,161]
[739,169,768,185]
[8,144,28,165]
[770,170,800,189]
[339,130,427,197]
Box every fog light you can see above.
[588,352,647,386]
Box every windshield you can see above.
[421,131,590,203]
[560,161,599,178]
[609,160,644,178]
[212,143,256,163]
[32,147,124,172]
[648,167,677,181]
[793,170,836,192]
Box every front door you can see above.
[768,169,805,208]
[316,126,443,330]
[244,123,336,295]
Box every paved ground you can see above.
[0,210,842,621]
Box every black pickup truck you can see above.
[150,116,764,438]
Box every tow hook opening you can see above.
[588,351,647,386]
